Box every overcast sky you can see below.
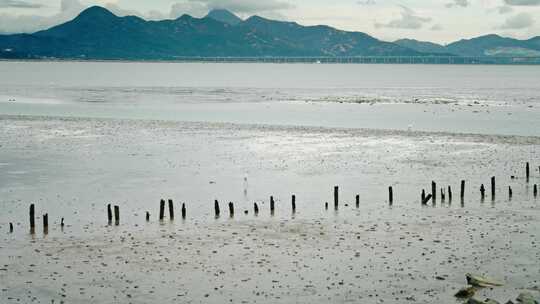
[0,0,539,44]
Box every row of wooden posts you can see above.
[8,163,539,233]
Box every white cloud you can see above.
[0,0,43,8]
[374,5,431,30]
[498,12,535,29]
[504,0,540,5]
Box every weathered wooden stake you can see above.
[421,190,426,204]
[334,186,339,209]
[61,217,64,228]
[181,203,186,219]
[509,186,513,200]
[448,186,452,203]
[534,184,538,198]
[228,202,234,217]
[432,181,437,204]
[159,199,165,220]
[114,205,120,225]
[29,204,35,233]
[9,222,13,233]
[291,195,296,213]
[254,203,259,215]
[270,196,275,214]
[422,194,432,205]
[491,176,496,200]
[43,213,48,234]
[526,162,530,183]
[388,187,393,206]
[480,184,486,200]
[355,195,360,208]
[441,188,445,203]
[325,202,328,210]
[168,199,174,220]
[107,204,112,225]
[460,180,465,201]
[214,200,220,217]
[146,212,150,222]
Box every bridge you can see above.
[169,56,540,65]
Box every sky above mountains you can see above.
[0,0,539,44]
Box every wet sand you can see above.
[1,115,539,303]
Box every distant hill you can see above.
[394,39,449,54]
[0,6,427,60]
[396,35,540,57]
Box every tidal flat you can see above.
[1,115,539,303]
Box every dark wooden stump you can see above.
[422,194,432,205]
[325,202,328,210]
[214,200,220,218]
[421,190,426,205]
[270,196,275,215]
[159,199,165,221]
[480,184,485,201]
[292,195,296,213]
[448,186,452,203]
[460,180,465,202]
[181,203,186,219]
[388,186,393,206]
[509,186,513,200]
[29,204,35,233]
[441,188,445,203]
[9,222,13,233]
[431,181,437,204]
[355,195,360,208]
[534,184,538,198]
[229,202,234,217]
[146,211,150,222]
[61,217,64,228]
[526,162,530,183]
[254,203,259,216]
[107,204,112,225]
[168,199,174,220]
[334,186,339,209]
[114,205,120,225]
[491,176,496,200]
[43,213,48,234]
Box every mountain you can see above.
[446,34,540,57]
[395,35,540,57]
[206,9,242,26]
[0,6,426,60]
[394,39,449,55]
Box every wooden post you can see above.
[159,199,165,220]
[534,184,538,198]
[325,202,328,210]
[114,205,120,225]
[43,214,48,234]
[228,202,234,217]
[441,188,445,203]
[61,217,64,228]
[388,187,393,206]
[254,203,259,215]
[146,211,150,222]
[107,204,112,225]
[168,199,174,220]
[270,196,275,214]
[9,222,13,233]
[421,190,426,204]
[355,195,360,208]
[460,180,465,201]
[480,184,485,200]
[526,162,530,183]
[422,194,432,205]
[291,195,296,213]
[448,186,452,203]
[334,186,339,209]
[214,200,220,217]
[509,186,513,200]
[181,203,186,219]
[29,204,35,233]
[491,176,496,200]
[432,181,437,204]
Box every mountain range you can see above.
[0,6,538,60]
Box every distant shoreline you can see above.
[1,56,540,65]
